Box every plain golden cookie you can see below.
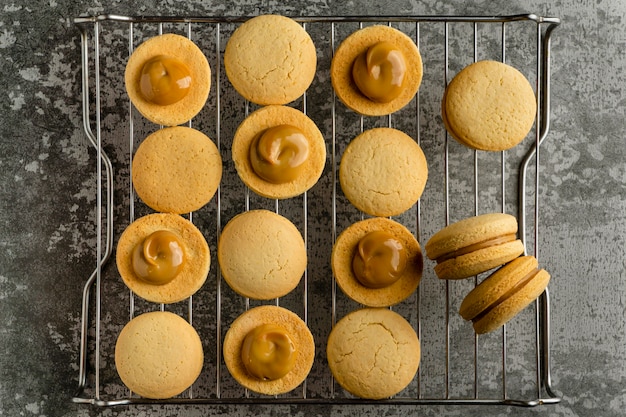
[425,213,525,280]
[339,127,428,217]
[331,25,423,116]
[132,126,222,214]
[332,217,423,307]
[116,213,210,304]
[327,308,420,399]
[125,33,211,126]
[223,305,315,395]
[460,256,551,334]
[218,210,306,300]
[115,311,203,399]
[442,60,537,151]
[231,105,326,199]
[224,15,316,105]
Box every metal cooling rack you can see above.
[72,13,561,407]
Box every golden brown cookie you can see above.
[231,105,326,199]
[223,305,315,395]
[115,311,203,399]
[339,127,428,217]
[218,210,306,300]
[132,126,222,214]
[331,25,423,116]
[327,308,420,399]
[224,15,316,105]
[459,256,551,334]
[332,217,423,307]
[116,213,210,304]
[425,213,526,280]
[125,33,211,126]
[442,60,537,151]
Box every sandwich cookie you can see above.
[125,33,211,126]
[442,60,536,151]
[425,213,525,280]
[459,256,551,334]
[223,305,315,395]
[115,311,203,399]
[331,217,423,307]
[331,25,423,116]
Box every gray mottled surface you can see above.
[1,0,624,416]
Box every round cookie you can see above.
[442,60,537,151]
[125,33,211,126]
[115,311,203,399]
[339,127,428,217]
[332,217,423,307]
[231,105,326,199]
[218,210,306,300]
[425,213,525,280]
[116,213,210,304]
[223,305,315,395]
[331,25,423,116]
[224,15,316,105]
[132,126,222,214]
[460,256,551,334]
[327,308,420,399]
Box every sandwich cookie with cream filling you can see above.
[425,213,525,280]
[459,255,551,334]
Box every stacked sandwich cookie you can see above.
[425,213,551,334]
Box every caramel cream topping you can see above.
[139,55,192,105]
[131,230,185,285]
[352,231,408,289]
[352,41,407,103]
[436,234,517,264]
[249,124,310,184]
[471,268,541,323]
[241,323,297,381]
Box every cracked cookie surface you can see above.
[327,308,420,399]
[339,127,428,217]
[224,15,316,105]
[218,209,306,300]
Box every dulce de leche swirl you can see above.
[131,230,186,285]
[241,323,298,381]
[352,42,407,103]
[139,55,192,105]
[352,230,408,289]
[249,124,310,184]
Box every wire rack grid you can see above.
[72,13,561,407]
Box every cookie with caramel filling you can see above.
[223,305,315,395]
[116,213,210,304]
[332,217,423,307]
[232,105,326,199]
[331,25,423,116]
[459,256,550,334]
[425,213,525,280]
[125,33,211,126]
[327,308,420,399]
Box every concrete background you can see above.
[1,0,624,416]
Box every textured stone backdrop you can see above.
[0,1,624,416]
